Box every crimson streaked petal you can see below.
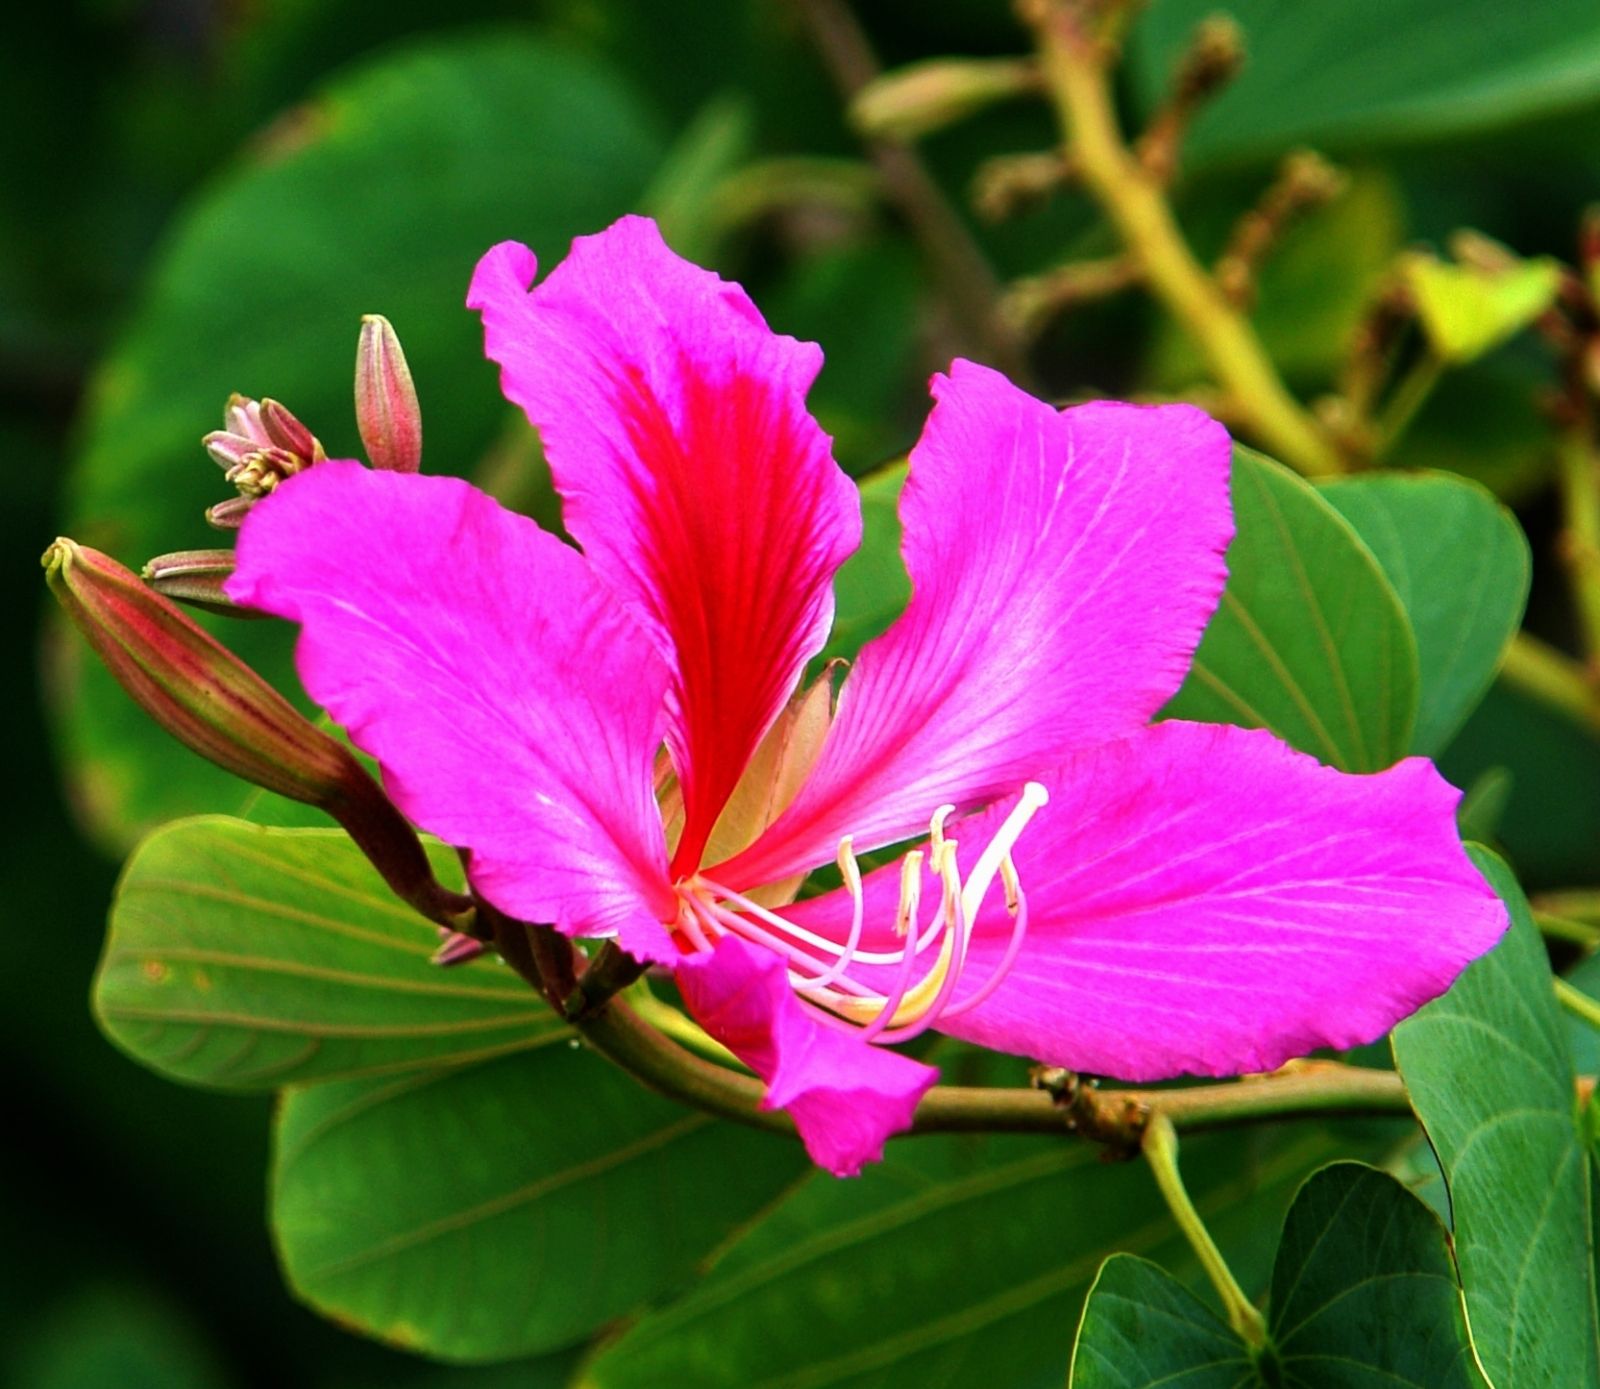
[226,463,676,960]
[468,219,860,874]
[674,934,937,1176]
[721,360,1232,887]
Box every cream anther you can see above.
[959,781,1047,926]
[928,802,956,857]
[894,849,925,937]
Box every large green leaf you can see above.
[1392,847,1600,1388]
[1069,1163,1483,1388]
[57,33,665,851]
[584,1126,1366,1389]
[1320,471,1530,756]
[1130,0,1600,167]
[95,818,562,1090]
[271,1045,807,1362]
[1163,447,1419,771]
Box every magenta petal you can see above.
[936,722,1504,1078]
[674,935,937,1175]
[723,361,1232,887]
[226,463,676,959]
[468,219,861,874]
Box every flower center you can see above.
[674,782,1048,1045]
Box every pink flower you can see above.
[227,216,1505,1176]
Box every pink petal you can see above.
[721,361,1232,888]
[226,463,677,960]
[787,722,1506,1080]
[467,219,861,877]
[674,935,937,1176]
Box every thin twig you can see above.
[791,0,1034,383]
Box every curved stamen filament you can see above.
[680,782,1048,1042]
[803,837,866,991]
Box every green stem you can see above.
[1534,888,1600,924]
[1370,350,1444,463]
[1556,978,1600,1030]
[1499,632,1600,735]
[1538,911,1600,949]
[575,993,1410,1144]
[1557,427,1600,674]
[1142,1113,1269,1348]
[1026,1,1344,478]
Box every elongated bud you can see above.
[355,314,422,473]
[142,549,259,619]
[44,539,472,931]
[850,58,1040,142]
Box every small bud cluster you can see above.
[204,395,327,527]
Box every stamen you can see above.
[804,837,865,991]
[679,781,1050,1044]
[893,848,924,938]
[942,874,1030,1019]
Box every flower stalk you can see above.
[1142,1112,1269,1349]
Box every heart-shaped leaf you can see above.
[1069,1163,1484,1387]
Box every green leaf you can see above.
[1069,1256,1250,1387]
[1130,0,1600,167]
[584,1127,1370,1389]
[1263,1163,1484,1388]
[1402,253,1562,364]
[271,1045,807,1362]
[1392,846,1600,1388]
[94,817,563,1090]
[1069,1163,1484,1388]
[1163,447,1419,771]
[58,33,665,851]
[1319,471,1530,755]
[818,461,911,667]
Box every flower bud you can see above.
[142,549,258,619]
[202,393,326,518]
[44,539,472,930]
[355,314,423,473]
[850,58,1040,143]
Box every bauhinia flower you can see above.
[227,216,1506,1176]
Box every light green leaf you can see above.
[95,817,562,1090]
[1130,0,1600,166]
[1163,447,1419,771]
[1402,253,1562,364]
[271,1046,807,1362]
[58,33,665,851]
[585,1127,1368,1389]
[1320,471,1530,755]
[1392,846,1600,1388]
[1069,1163,1484,1388]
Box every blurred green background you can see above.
[14,1,1600,1384]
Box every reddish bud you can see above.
[44,540,471,930]
[355,315,423,473]
[141,548,258,619]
